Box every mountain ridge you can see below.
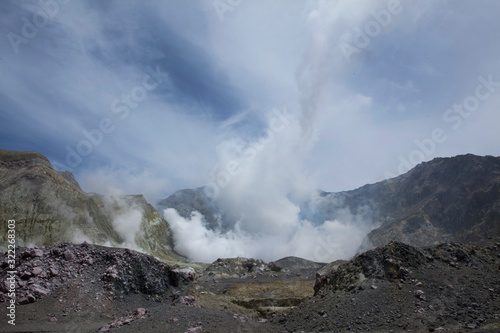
[0,149,184,263]
[158,153,500,255]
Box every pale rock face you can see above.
[0,149,185,264]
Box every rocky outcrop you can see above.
[278,238,500,332]
[313,241,428,295]
[0,149,184,263]
[0,242,192,305]
[274,256,325,270]
[198,256,326,281]
[305,154,500,250]
[200,257,279,281]
[360,154,500,248]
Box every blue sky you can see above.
[1,0,500,202]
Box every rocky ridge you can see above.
[0,242,193,332]
[0,149,184,263]
[159,154,500,252]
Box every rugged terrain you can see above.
[1,239,499,332]
[0,149,183,262]
[276,238,500,332]
[159,154,500,251]
[2,150,500,331]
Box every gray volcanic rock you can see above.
[362,154,500,248]
[277,238,500,332]
[308,154,500,250]
[274,256,325,270]
[0,149,184,263]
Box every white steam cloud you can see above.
[160,2,380,264]
[164,103,373,263]
[102,190,146,253]
[162,2,381,263]
[165,206,372,263]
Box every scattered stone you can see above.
[27,294,36,303]
[414,290,424,299]
[49,316,57,322]
[32,284,50,296]
[466,322,477,329]
[173,295,200,308]
[49,268,58,277]
[63,250,75,261]
[32,267,43,276]
[135,308,147,316]
[18,297,30,305]
[31,249,44,258]
[0,242,192,309]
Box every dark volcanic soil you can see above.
[1,239,499,332]
[272,239,500,333]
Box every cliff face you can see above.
[0,149,184,263]
[304,154,500,249]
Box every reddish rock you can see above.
[21,250,32,259]
[31,284,50,296]
[314,273,327,295]
[31,249,44,258]
[18,297,30,305]
[173,295,199,307]
[18,294,36,305]
[0,281,9,293]
[123,317,133,324]
[136,308,147,316]
[32,267,43,276]
[63,250,75,261]
[49,268,58,277]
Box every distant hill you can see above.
[0,149,185,263]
